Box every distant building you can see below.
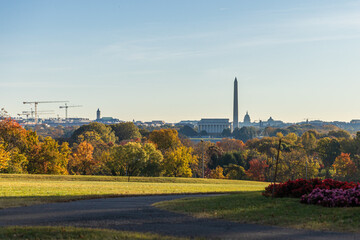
[243,111,251,125]
[351,120,360,124]
[41,118,91,127]
[96,117,121,124]
[133,120,144,126]
[95,109,121,124]
[266,117,285,127]
[133,120,166,127]
[144,120,166,127]
[96,109,101,120]
[151,120,165,125]
[175,120,199,128]
[198,118,231,134]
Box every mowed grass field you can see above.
[0,226,188,240]
[0,174,268,208]
[155,192,360,233]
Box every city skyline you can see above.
[2,1,360,122]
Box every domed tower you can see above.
[244,111,251,124]
[96,108,101,120]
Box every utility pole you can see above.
[201,140,205,178]
[272,138,282,198]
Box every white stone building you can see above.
[198,118,231,134]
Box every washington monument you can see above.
[233,77,238,130]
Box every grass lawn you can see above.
[154,191,360,233]
[0,174,267,208]
[0,226,188,240]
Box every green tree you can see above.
[142,143,163,177]
[233,127,258,143]
[224,164,246,180]
[316,137,341,178]
[199,130,208,136]
[71,122,116,144]
[328,130,351,139]
[280,149,320,181]
[301,131,317,154]
[103,146,126,176]
[122,142,146,181]
[139,128,150,138]
[178,125,198,137]
[207,145,223,169]
[221,128,232,137]
[110,122,141,143]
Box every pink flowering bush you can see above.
[301,186,360,207]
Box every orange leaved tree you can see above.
[68,141,97,175]
[332,153,357,180]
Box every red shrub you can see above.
[263,178,358,198]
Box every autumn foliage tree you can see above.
[0,118,71,174]
[28,137,70,174]
[332,153,357,180]
[216,138,245,152]
[209,166,225,179]
[0,144,10,172]
[149,129,181,152]
[0,118,38,173]
[68,141,96,175]
[163,146,198,177]
[192,140,215,177]
[246,159,269,181]
[0,118,37,153]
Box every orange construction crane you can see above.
[23,101,68,124]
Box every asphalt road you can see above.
[0,194,359,240]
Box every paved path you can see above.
[0,195,359,240]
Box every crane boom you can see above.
[23,101,68,124]
[59,103,83,120]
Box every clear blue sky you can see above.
[1,0,360,122]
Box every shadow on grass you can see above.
[0,192,233,209]
[155,192,360,233]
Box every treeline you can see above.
[179,123,346,142]
[0,119,197,178]
[1,118,360,182]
